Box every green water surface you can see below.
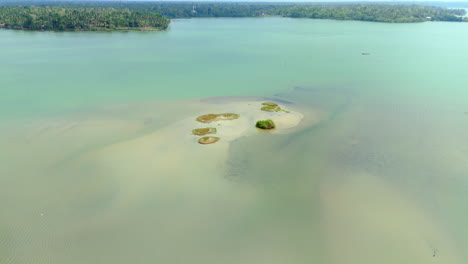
[1,18,468,264]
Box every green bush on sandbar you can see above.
[256,119,276,129]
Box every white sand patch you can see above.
[186,100,306,144]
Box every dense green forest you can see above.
[276,4,467,22]
[1,1,465,23]
[121,2,467,22]
[0,2,466,31]
[0,6,169,31]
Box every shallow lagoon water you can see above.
[1,18,468,263]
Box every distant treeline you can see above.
[122,2,467,22]
[0,2,466,31]
[0,6,169,31]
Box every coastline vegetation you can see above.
[0,2,465,24]
[0,6,169,31]
[146,3,467,22]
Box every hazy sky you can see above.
[4,0,464,3]
[152,0,466,2]
[4,0,466,4]
[125,0,468,2]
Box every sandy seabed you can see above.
[1,95,464,264]
[71,98,314,183]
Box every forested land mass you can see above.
[0,6,169,30]
[0,2,466,31]
[122,2,467,22]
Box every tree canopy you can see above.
[0,2,466,32]
[0,6,169,31]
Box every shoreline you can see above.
[0,26,168,32]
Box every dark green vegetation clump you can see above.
[198,136,220,145]
[192,127,217,136]
[0,6,169,31]
[260,102,289,113]
[196,113,240,123]
[256,119,276,130]
[5,2,465,23]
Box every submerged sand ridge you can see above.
[3,92,464,264]
[66,97,310,172]
[55,98,311,217]
[0,96,317,264]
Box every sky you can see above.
[128,0,468,2]
[1,0,468,3]
[101,0,468,3]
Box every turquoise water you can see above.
[2,18,467,119]
[1,18,468,263]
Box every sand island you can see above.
[189,100,304,145]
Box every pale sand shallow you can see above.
[73,99,311,161]
[0,97,465,264]
[56,98,317,206]
[320,173,463,264]
[0,97,315,180]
